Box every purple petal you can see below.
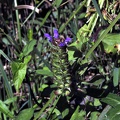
[65,37,72,44]
[53,29,59,39]
[44,33,52,42]
[59,42,66,47]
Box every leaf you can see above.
[4,97,17,105]
[62,108,69,118]
[94,98,102,106]
[53,0,62,8]
[0,100,14,118]
[0,49,11,62]
[107,104,120,120]
[70,106,80,120]
[101,93,120,107]
[15,108,34,120]
[98,105,111,120]
[59,0,86,33]
[22,40,36,57]
[69,24,89,51]
[113,67,120,87]
[27,28,33,41]
[38,84,48,92]
[102,33,120,53]
[36,67,53,76]
[2,37,10,45]
[11,56,31,91]
[90,111,100,120]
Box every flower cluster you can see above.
[44,29,71,47]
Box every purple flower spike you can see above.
[44,33,52,42]
[65,37,72,44]
[53,29,59,39]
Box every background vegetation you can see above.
[0,0,120,120]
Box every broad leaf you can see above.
[15,108,34,120]
[11,55,31,91]
[101,93,120,107]
[102,33,120,53]
[107,104,120,120]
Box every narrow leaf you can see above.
[0,100,14,118]
[113,67,120,87]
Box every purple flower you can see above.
[44,33,52,42]
[65,37,72,44]
[44,29,71,47]
[53,29,59,39]
[59,37,71,47]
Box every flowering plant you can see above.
[44,29,72,47]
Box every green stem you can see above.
[33,92,56,120]
[59,0,86,33]
[14,0,22,44]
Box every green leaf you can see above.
[101,93,120,107]
[62,108,69,118]
[98,105,111,120]
[39,84,48,92]
[27,28,33,41]
[69,24,89,51]
[59,0,86,33]
[0,49,11,62]
[2,37,10,45]
[102,33,120,53]
[0,100,14,118]
[36,67,53,76]
[4,97,17,105]
[53,0,62,8]
[90,111,100,120]
[113,67,120,87]
[70,106,80,120]
[102,34,120,45]
[15,108,34,120]
[22,40,36,57]
[94,98,102,106]
[107,104,120,120]
[11,56,31,91]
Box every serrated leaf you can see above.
[15,108,34,120]
[101,93,120,107]
[0,100,14,118]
